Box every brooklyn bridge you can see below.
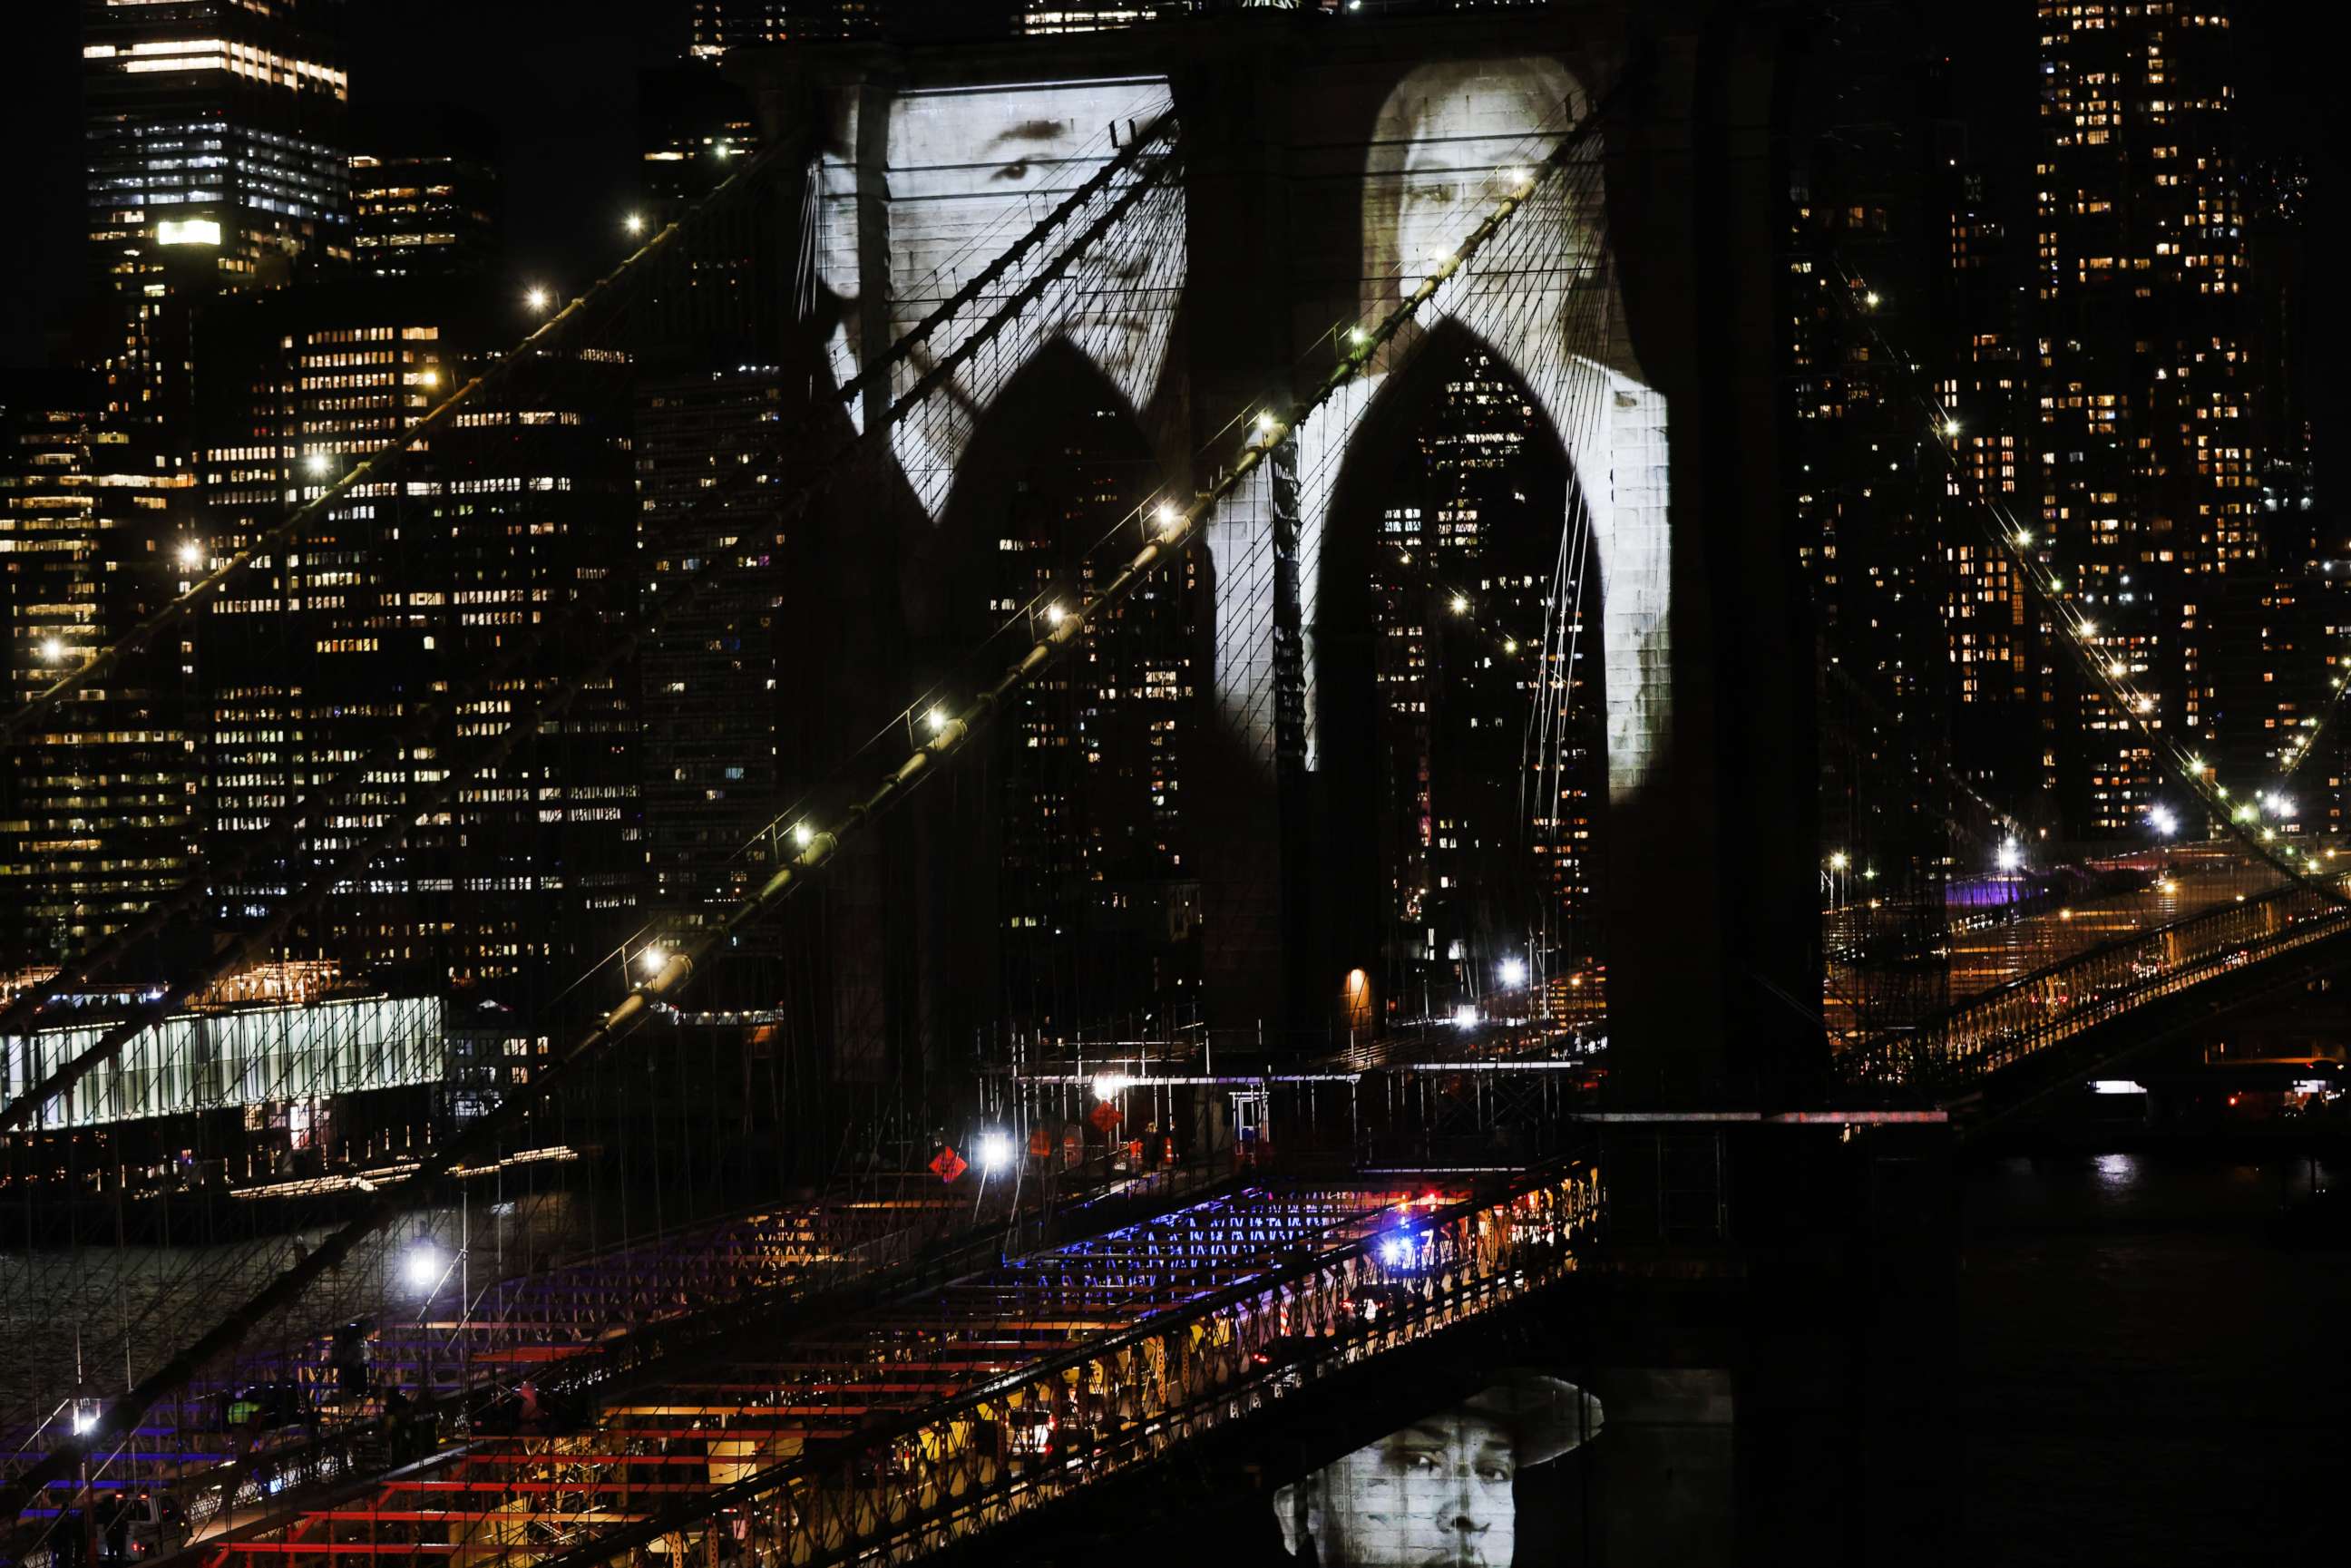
[1,5,2337,1565]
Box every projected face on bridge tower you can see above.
[1272,1374,1602,1568]
[1297,57,1672,809]
[811,81,1184,525]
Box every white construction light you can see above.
[975,1130,1012,1174]
[1996,841,2024,872]
[403,1240,444,1292]
[1498,957,1527,988]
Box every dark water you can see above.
[1956,1153,2351,1567]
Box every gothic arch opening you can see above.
[1309,320,1607,1031]
[924,339,1205,1047]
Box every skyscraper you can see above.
[634,366,794,931]
[81,0,352,437]
[0,372,197,973]
[2034,0,2273,833]
[350,138,500,281]
[192,283,640,990]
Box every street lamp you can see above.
[624,213,646,237]
[1498,957,1527,989]
[304,451,333,478]
[1997,841,2024,872]
[975,1130,1011,1174]
[526,287,551,313]
[638,945,666,977]
[176,540,204,570]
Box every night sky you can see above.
[0,2,2328,375]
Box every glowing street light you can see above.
[2079,620,2098,640]
[2014,529,2033,548]
[1996,841,2024,872]
[1090,1071,1131,1103]
[1256,410,1280,437]
[1502,638,1518,655]
[1943,418,1962,438]
[1498,957,1527,988]
[305,451,333,478]
[38,638,64,664]
[926,706,951,734]
[639,945,667,976]
[1863,290,1881,309]
[791,822,813,848]
[624,213,646,237]
[974,1130,1012,1174]
[2150,805,2178,837]
[526,287,552,313]
[2107,659,2128,678]
[1449,594,1470,615]
[1349,326,1370,347]
[176,540,204,570]
[1828,852,1849,872]
[1044,602,1066,627]
[1450,1004,1479,1030]
[418,367,441,389]
[1154,502,1183,540]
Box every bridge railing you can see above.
[497,1163,1599,1568]
[1845,870,2351,1092]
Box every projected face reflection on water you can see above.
[1273,1374,1602,1567]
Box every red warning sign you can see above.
[928,1146,968,1184]
[1088,1100,1123,1135]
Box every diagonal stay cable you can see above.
[0,73,1634,1524]
[0,135,1185,1134]
[0,112,1178,1050]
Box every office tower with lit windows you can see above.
[681,1,880,55]
[633,367,795,930]
[2033,0,2278,833]
[81,0,352,438]
[192,285,641,990]
[350,125,501,281]
[0,372,196,973]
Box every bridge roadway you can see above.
[6,1186,1019,1557]
[1840,861,2351,1094]
[178,1166,1598,1568]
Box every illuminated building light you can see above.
[1451,1005,1478,1029]
[154,218,222,248]
[39,638,65,663]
